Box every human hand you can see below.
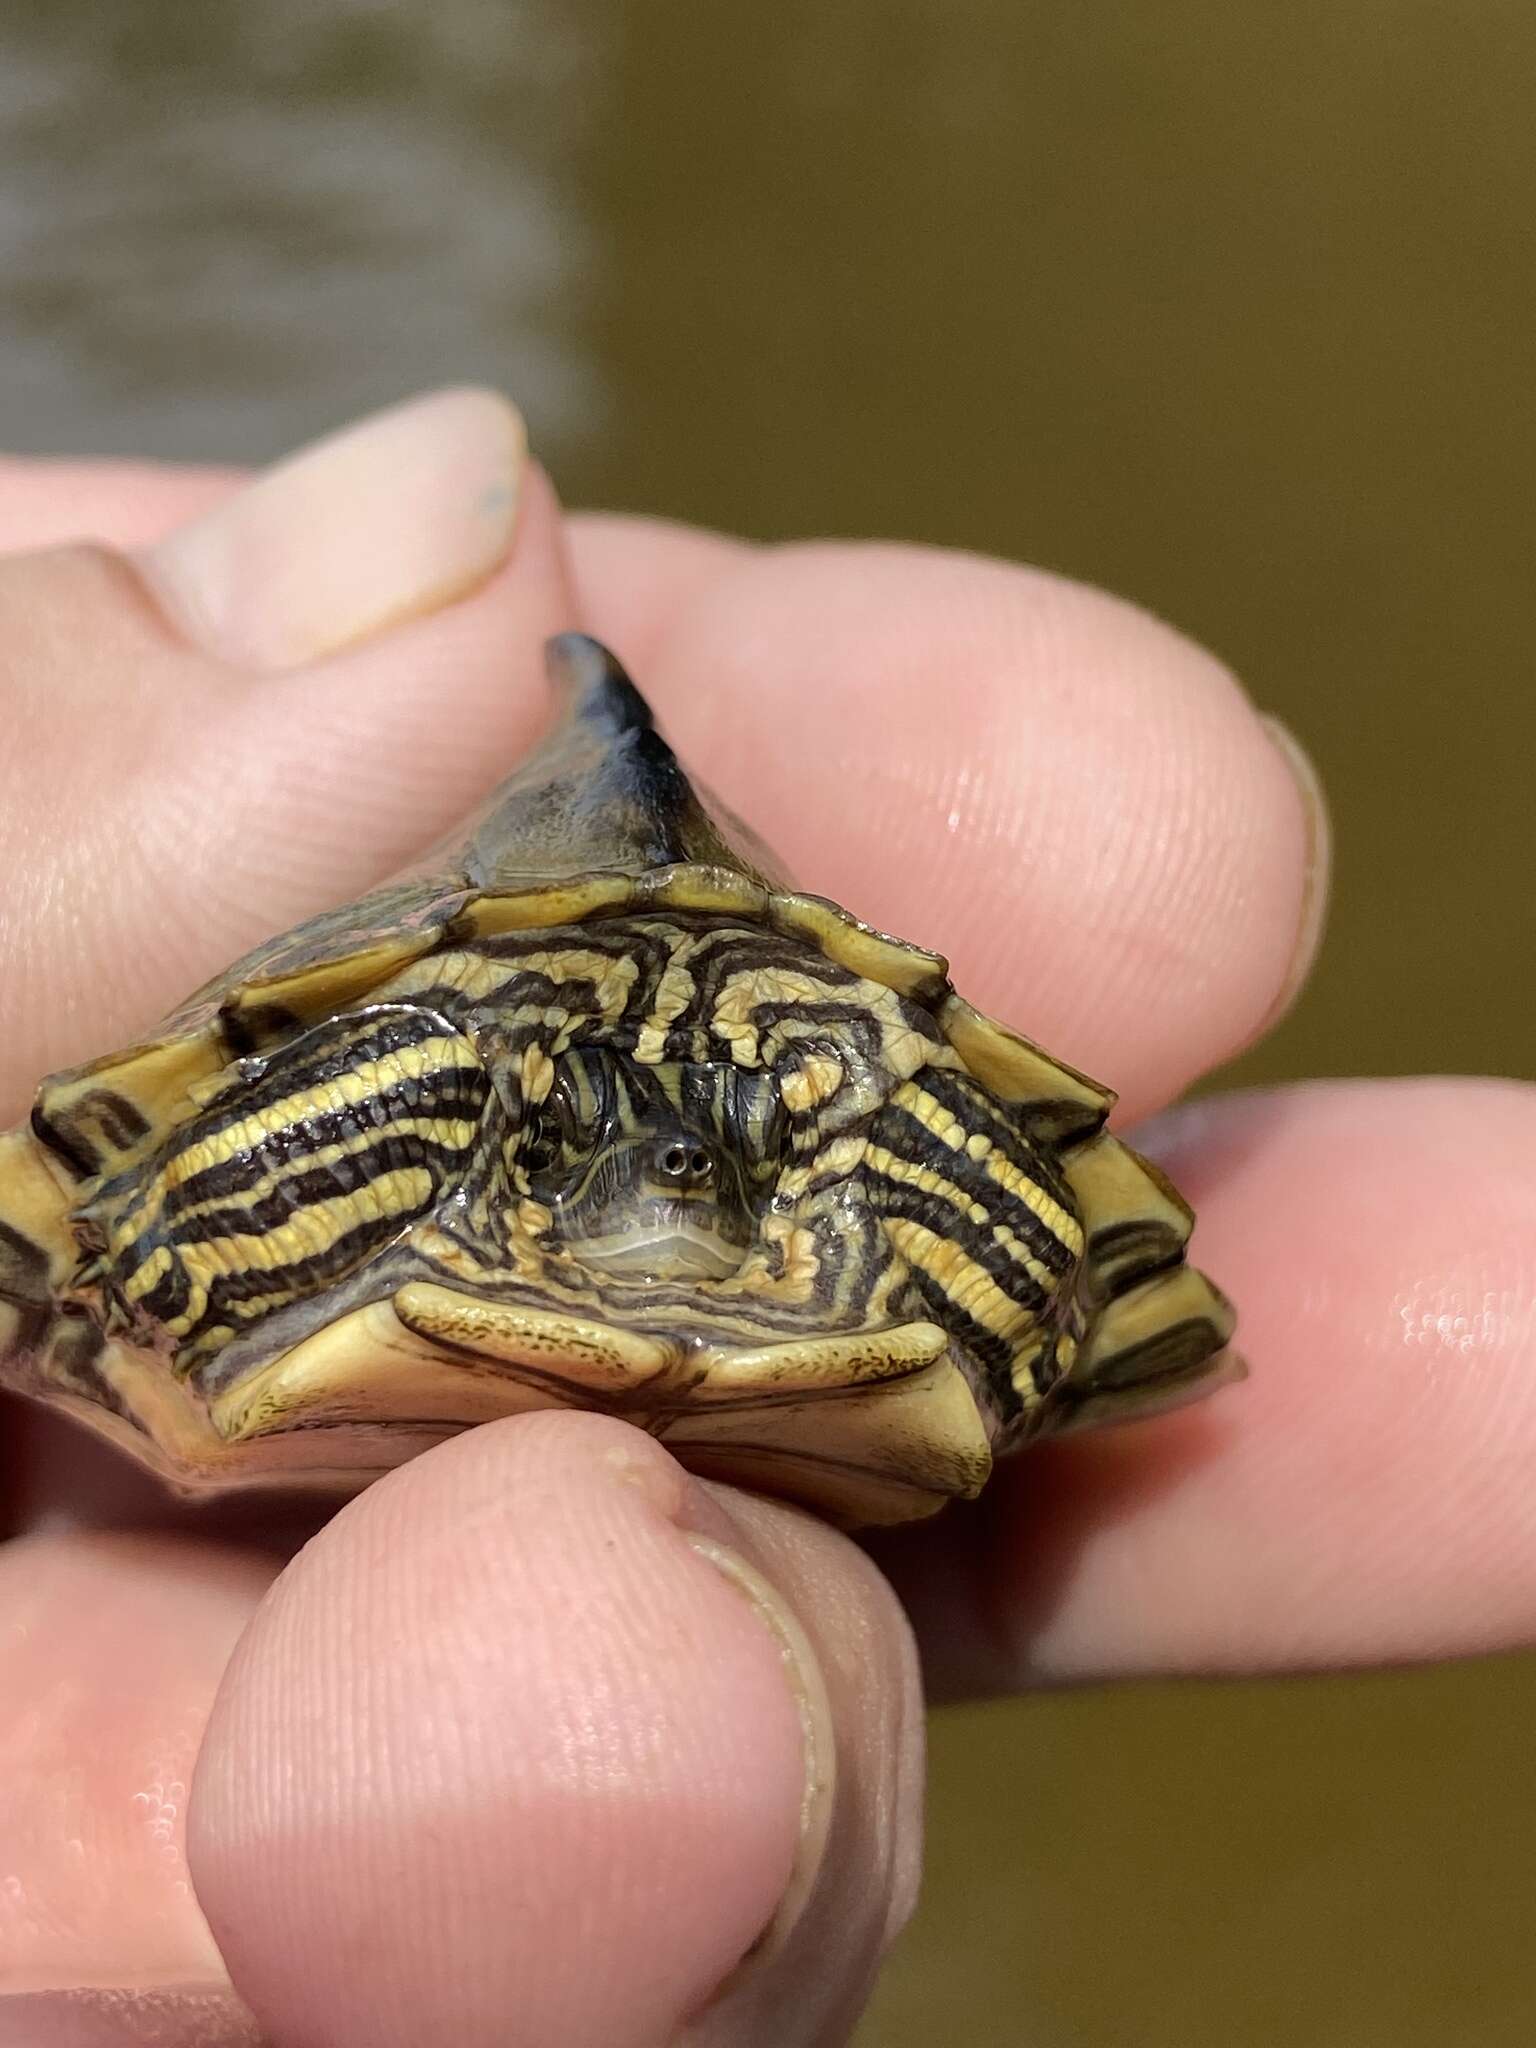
[2,391,1528,2048]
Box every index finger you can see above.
[569,514,1322,1123]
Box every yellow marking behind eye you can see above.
[709,963,954,1096]
[780,1054,844,1115]
[635,959,699,1064]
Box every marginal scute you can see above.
[938,994,1112,1141]
[33,1028,228,1181]
[644,863,770,920]
[219,931,442,1049]
[768,892,949,1002]
[1076,1262,1236,1379]
[454,875,633,937]
[1048,1263,1239,1433]
[1061,1131,1195,1306]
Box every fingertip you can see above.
[0,432,578,1105]
[0,1533,272,2002]
[631,541,1319,1120]
[689,1486,927,2045]
[188,1414,810,2048]
[140,388,528,673]
[1000,1079,1536,1680]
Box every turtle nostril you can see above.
[654,1135,716,1187]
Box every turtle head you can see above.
[521,1050,777,1285]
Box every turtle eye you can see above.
[517,1127,561,1178]
[519,1049,613,1184]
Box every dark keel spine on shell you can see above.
[0,635,1238,1528]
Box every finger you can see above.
[564,531,1326,1123]
[0,1530,271,2042]
[0,457,239,555]
[0,1985,262,2047]
[567,511,750,669]
[0,387,577,1116]
[881,1077,1536,1694]
[0,470,747,649]
[188,1414,921,2048]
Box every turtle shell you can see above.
[0,634,1236,1526]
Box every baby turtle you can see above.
[0,635,1237,1525]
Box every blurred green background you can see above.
[4,3,1534,2040]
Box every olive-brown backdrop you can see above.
[5,4,1534,2041]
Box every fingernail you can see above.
[1259,714,1331,1028]
[139,387,525,671]
[684,1533,836,1959]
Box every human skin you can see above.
[0,391,1531,2048]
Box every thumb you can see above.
[188,1416,924,2048]
[0,388,575,1120]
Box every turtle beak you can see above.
[540,1122,756,1286]
[569,1219,748,1282]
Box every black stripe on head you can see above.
[862,1174,1053,1319]
[915,1069,1078,1209]
[198,1206,433,1317]
[868,1103,1078,1279]
[158,1067,488,1218]
[153,1133,481,1251]
[904,1278,1019,1396]
[186,1007,468,1137]
[688,927,861,992]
